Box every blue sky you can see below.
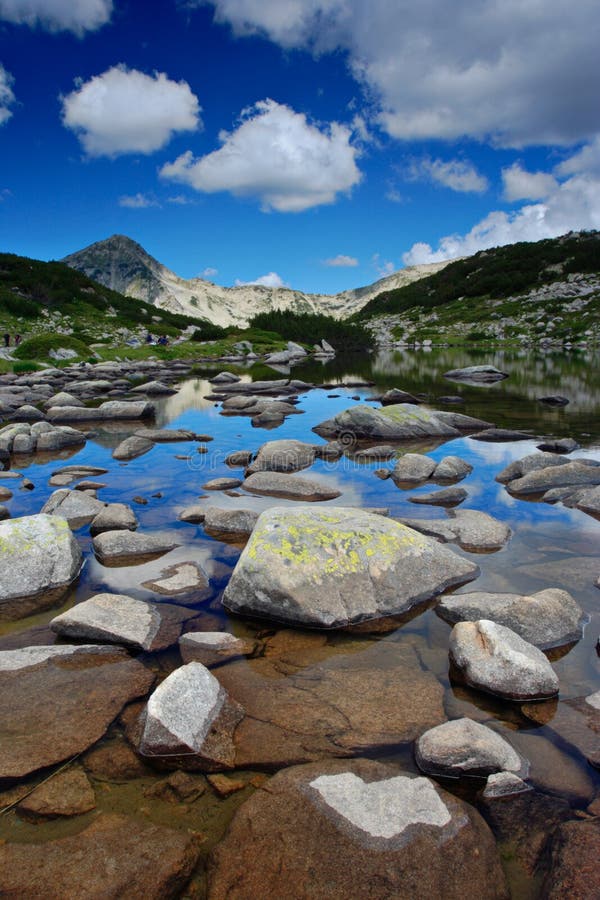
[0,0,599,294]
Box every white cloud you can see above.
[118,193,160,208]
[372,253,394,278]
[0,0,112,34]
[160,98,361,212]
[403,143,600,265]
[502,163,558,201]
[406,157,489,194]
[166,194,195,205]
[201,0,600,147]
[0,64,15,126]
[323,254,358,267]
[62,65,201,157]
[235,271,287,287]
[201,266,218,278]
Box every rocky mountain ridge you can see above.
[63,235,449,328]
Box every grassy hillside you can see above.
[356,231,600,321]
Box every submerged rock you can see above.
[0,645,154,778]
[415,718,527,779]
[542,819,600,899]
[0,813,199,899]
[409,487,468,506]
[138,662,244,770]
[449,620,559,701]
[437,588,584,649]
[0,514,83,620]
[112,434,155,460]
[16,766,96,820]
[223,506,478,628]
[179,632,258,667]
[207,758,508,900]
[397,509,511,552]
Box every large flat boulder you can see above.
[47,400,155,422]
[246,439,317,474]
[443,365,508,382]
[397,509,511,552]
[41,488,106,528]
[437,588,584,649]
[0,645,154,778]
[0,813,199,899]
[214,641,447,768]
[207,759,508,900]
[223,507,479,628]
[0,514,83,620]
[93,530,179,565]
[313,403,491,442]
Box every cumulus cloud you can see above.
[201,0,600,147]
[403,144,600,265]
[160,98,361,212]
[0,64,15,126]
[372,254,394,278]
[62,65,201,157]
[201,266,218,278]
[502,163,558,201]
[406,157,489,194]
[0,0,112,34]
[118,193,160,208]
[323,254,358,267]
[235,271,287,287]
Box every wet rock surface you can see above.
[397,508,511,552]
[241,470,342,501]
[0,813,200,899]
[0,645,154,778]
[415,718,527,779]
[16,766,96,820]
[314,403,491,441]
[208,758,509,900]
[93,529,179,564]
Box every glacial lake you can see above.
[1,345,599,898]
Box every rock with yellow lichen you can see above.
[222,506,479,628]
[0,513,83,621]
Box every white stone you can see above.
[0,645,100,672]
[309,773,451,839]
[51,593,160,651]
[585,690,600,711]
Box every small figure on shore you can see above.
[3,333,9,347]
[14,334,21,347]
[145,332,153,344]
[157,334,169,346]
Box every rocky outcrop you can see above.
[223,506,479,628]
[0,514,83,620]
[207,758,508,900]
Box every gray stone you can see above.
[12,432,36,453]
[36,425,87,452]
[90,503,138,535]
[93,530,178,565]
[246,439,317,474]
[313,403,491,442]
[179,505,207,523]
[575,485,600,518]
[536,438,579,454]
[482,772,532,799]
[397,509,511,552]
[470,428,533,442]
[449,620,559,701]
[506,460,600,495]
[437,588,584,649]
[409,487,468,506]
[44,391,84,408]
[51,593,184,651]
[134,428,197,442]
[179,632,257,667]
[41,488,106,528]
[210,371,241,384]
[202,477,244,491]
[131,380,177,395]
[13,404,45,422]
[242,471,341,502]
[391,453,436,484]
[223,506,478,628]
[0,514,83,620]
[225,449,254,467]
[432,456,473,482]
[47,400,155,422]
[141,561,210,597]
[112,435,155,460]
[496,451,570,484]
[443,365,508,382]
[202,507,259,542]
[415,718,527,779]
[380,388,421,405]
[138,662,244,770]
